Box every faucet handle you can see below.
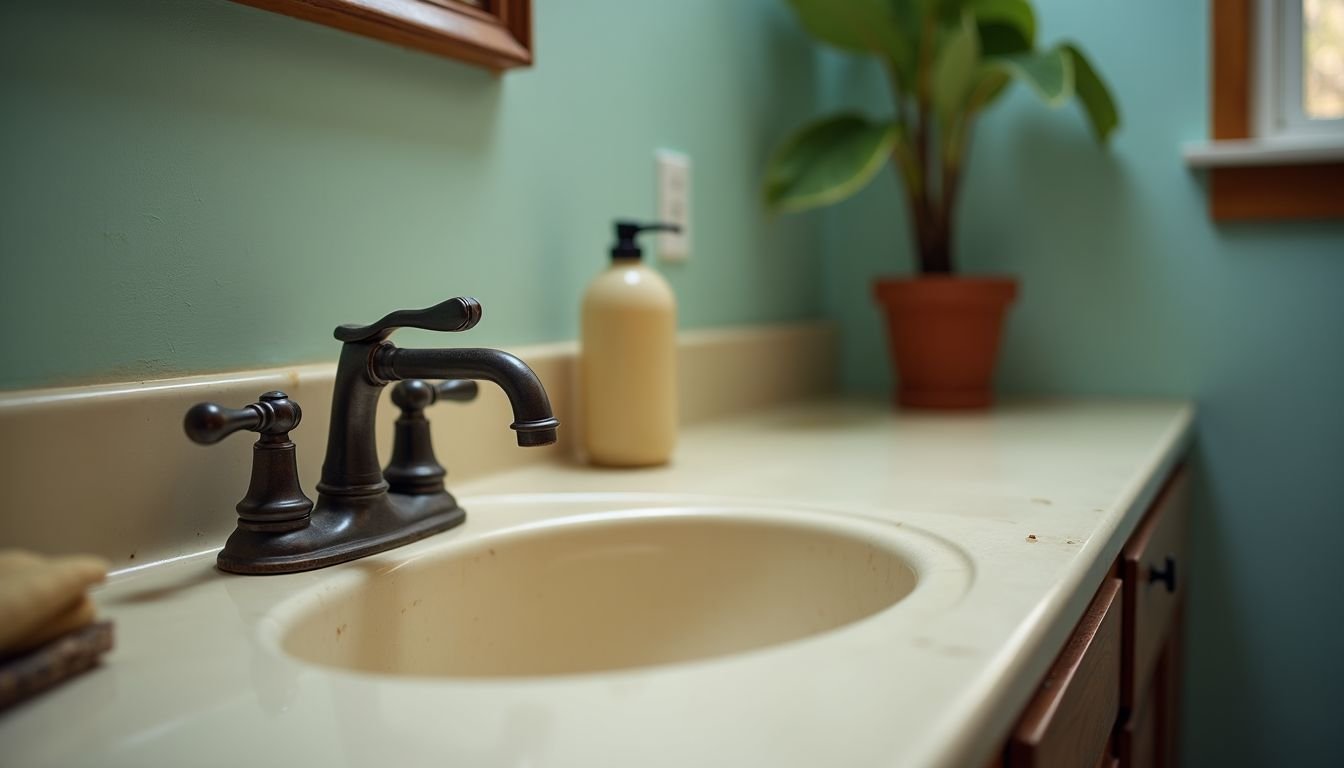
[390,379,480,413]
[184,392,312,534]
[384,379,480,495]
[184,391,302,445]
[334,297,483,344]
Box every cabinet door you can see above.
[1120,678,1158,768]
[1008,578,1123,768]
[1119,621,1182,768]
[1162,610,1183,768]
[1123,465,1190,712]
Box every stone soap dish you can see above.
[0,622,113,711]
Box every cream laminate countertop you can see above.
[0,398,1193,768]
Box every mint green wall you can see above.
[813,1,1344,765]
[0,0,823,390]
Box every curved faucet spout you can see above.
[377,347,559,447]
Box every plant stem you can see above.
[884,65,929,280]
[934,165,958,275]
[937,115,976,276]
[914,13,938,276]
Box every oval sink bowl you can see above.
[271,496,967,678]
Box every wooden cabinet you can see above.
[1008,579,1123,768]
[1119,465,1189,768]
[1119,629,1182,768]
[1003,464,1190,768]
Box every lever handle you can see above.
[334,297,482,344]
[390,379,480,414]
[184,391,302,444]
[183,391,312,535]
[384,379,480,496]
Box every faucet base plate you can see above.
[216,491,465,575]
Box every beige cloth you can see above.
[0,550,108,656]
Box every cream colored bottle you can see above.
[580,222,679,467]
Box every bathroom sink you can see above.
[269,495,967,678]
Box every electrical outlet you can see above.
[655,149,691,261]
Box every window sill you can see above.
[1183,136,1344,168]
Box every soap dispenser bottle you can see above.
[580,220,680,467]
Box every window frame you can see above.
[1209,0,1344,220]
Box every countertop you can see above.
[0,398,1193,768]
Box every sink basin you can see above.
[270,495,967,678]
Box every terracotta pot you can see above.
[872,276,1018,410]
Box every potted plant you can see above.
[765,0,1119,408]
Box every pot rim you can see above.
[872,275,1019,305]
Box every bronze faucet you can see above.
[184,297,558,575]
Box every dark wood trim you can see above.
[1211,164,1344,219]
[232,0,532,71]
[1212,0,1252,140]
[1207,0,1344,219]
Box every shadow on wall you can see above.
[7,0,502,148]
[741,4,828,325]
[1184,440,1267,767]
[962,106,1160,396]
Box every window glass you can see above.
[1305,0,1344,118]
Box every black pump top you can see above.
[611,220,681,261]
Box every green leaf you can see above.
[932,11,981,129]
[1062,43,1120,142]
[784,0,919,58]
[932,0,970,23]
[968,0,1035,55]
[987,46,1071,106]
[966,66,1012,113]
[764,114,902,213]
[785,0,919,82]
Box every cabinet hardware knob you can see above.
[1148,555,1177,593]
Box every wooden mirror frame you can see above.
[233,0,532,71]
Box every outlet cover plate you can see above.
[655,149,691,261]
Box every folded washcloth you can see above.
[0,550,108,657]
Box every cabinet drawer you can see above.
[1008,578,1123,768]
[1122,465,1190,710]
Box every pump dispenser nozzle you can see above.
[611,220,681,260]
